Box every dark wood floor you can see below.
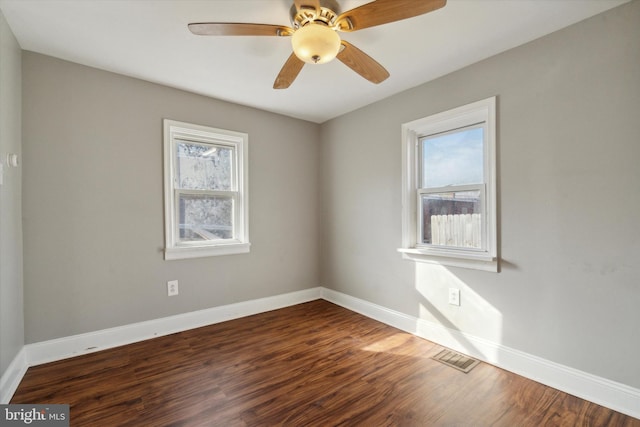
[11,300,639,426]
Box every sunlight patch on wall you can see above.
[415,263,503,360]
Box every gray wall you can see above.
[0,10,23,377]
[22,53,320,343]
[320,0,640,388]
[14,0,640,393]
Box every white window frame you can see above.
[399,97,497,272]
[163,119,249,260]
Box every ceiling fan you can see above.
[188,0,446,89]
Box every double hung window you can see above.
[400,97,497,271]
[163,120,249,260]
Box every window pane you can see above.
[421,127,483,188]
[176,141,233,191]
[178,194,233,241]
[421,190,482,249]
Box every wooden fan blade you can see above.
[188,23,293,37]
[336,41,389,84]
[273,53,305,89]
[336,0,446,32]
[294,0,320,13]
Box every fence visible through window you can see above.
[430,213,482,249]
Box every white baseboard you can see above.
[0,347,28,404]
[2,287,321,402]
[320,287,640,420]
[26,287,322,366]
[4,286,639,420]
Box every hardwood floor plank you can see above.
[10,300,640,426]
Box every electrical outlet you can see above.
[167,280,179,296]
[448,288,460,306]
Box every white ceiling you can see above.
[0,0,629,123]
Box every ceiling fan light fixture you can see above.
[189,0,447,88]
[291,23,341,64]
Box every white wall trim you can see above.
[0,347,28,404]
[26,287,321,367]
[5,286,639,420]
[320,287,640,420]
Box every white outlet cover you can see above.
[167,280,179,296]
[448,288,460,306]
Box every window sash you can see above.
[172,137,240,245]
[173,190,238,246]
[174,139,237,192]
[418,123,485,190]
[416,122,489,252]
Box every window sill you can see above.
[397,248,498,272]
[165,242,250,260]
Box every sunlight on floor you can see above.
[360,333,431,358]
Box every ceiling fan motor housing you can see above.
[289,0,341,29]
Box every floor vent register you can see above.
[431,349,480,373]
